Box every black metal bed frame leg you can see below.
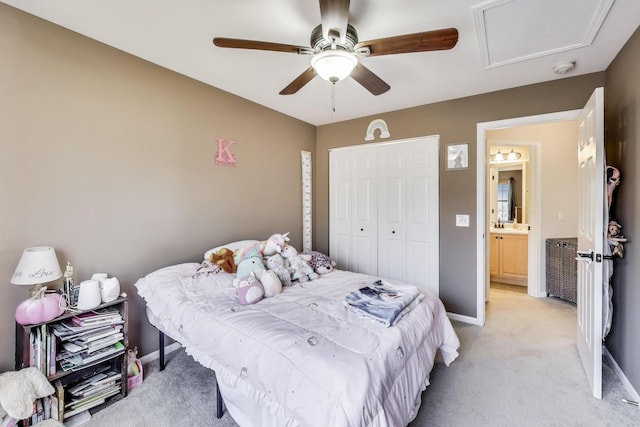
[216,379,224,418]
[158,328,223,418]
[159,330,165,371]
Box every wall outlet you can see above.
[456,214,470,227]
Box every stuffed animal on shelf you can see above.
[0,367,62,426]
[262,232,290,257]
[209,247,237,273]
[265,253,292,287]
[281,245,319,284]
[305,251,336,275]
[236,274,265,305]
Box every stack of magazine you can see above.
[51,308,125,372]
[63,368,123,419]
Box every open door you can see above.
[576,87,605,399]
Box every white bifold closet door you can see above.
[329,136,439,295]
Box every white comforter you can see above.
[136,264,460,427]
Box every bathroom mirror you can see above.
[489,147,529,225]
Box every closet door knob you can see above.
[392,230,396,234]
[360,228,364,231]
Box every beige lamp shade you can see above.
[11,246,63,286]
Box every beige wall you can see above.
[604,26,640,393]
[316,74,605,317]
[0,5,315,371]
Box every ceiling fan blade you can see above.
[279,67,317,95]
[319,0,350,43]
[350,63,390,96]
[213,37,313,55]
[355,28,458,57]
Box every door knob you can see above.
[576,250,594,262]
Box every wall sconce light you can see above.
[491,148,521,163]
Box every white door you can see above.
[330,137,439,294]
[576,87,605,399]
[352,148,378,275]
[404,139,439,295]
[377,144,406,282]
[329,146,377,274]
[377,137,439,295]
[329,149,354,270]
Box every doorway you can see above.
[476,110,581,324]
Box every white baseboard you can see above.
[604,346,640,404]
[447,312,484,326]
[139,342,182,365]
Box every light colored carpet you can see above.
[85,285,639,426]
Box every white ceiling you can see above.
[3,0,639,126]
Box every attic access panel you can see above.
[474,0,614,68]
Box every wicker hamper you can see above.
[545,238,578,303]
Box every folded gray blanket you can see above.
[343,280,423,327]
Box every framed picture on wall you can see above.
[446,143,469,170]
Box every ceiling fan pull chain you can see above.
[331,83,336,113]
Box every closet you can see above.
[329,136,439,295]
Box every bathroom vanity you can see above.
[490,227,528,286]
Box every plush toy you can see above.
[0,367,59,423]
[607,220,627,258]
[236,274,264,305]
[606,166,621,209]
[281,245,319,283]
[265,253,292,287]
[262,232,290,257]
[209,247,237,273]
[256,270,282,297]
[15,288,66,326]
[195,259,223,277]
[236,255,266,280]
[305,251,336,275]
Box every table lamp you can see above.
[11,246,63,295]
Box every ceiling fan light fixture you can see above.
[311,50,358,83]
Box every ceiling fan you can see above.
[213,0,458,96]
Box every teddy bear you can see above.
[264,253,292,287]
[281,245,319,284]
[209,247,237,273]
[0,367,63,426]
[304,251,336,275]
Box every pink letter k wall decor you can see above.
[215,138,237,167]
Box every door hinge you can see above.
[596,254,602,263]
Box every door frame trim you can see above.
[476,109,581,325]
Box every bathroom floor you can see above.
[490,281,527,294]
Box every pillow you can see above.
[204,240,260,261]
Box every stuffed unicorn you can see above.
[262,232,290,257]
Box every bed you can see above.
[135,243,460,427]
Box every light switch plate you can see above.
[456,214,470,227]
